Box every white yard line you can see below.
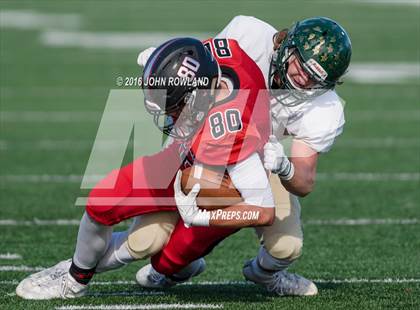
[1,137,418,151]
[5,291,162,297]
[40,31,212,49]
[0,111,101,122]
[0,219,81,226]
[314,278,420,283]
[316,172,420,181]
[87,291,164,297]
[347,63,420,84]
[0,265,43,272]
[0,218,418,227]
[305,218,419,225]
[349,110,420,121]
[0,140,133,151]
[0,175,83,183]
[56,304,223,310]
[0,10,82,30]
[351,0,420,7]
[335,138,420,148]
[0,253,22,260]
[1,279,420,286]
[1,173,418,184]
[1,110,419,122]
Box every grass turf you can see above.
[1,0,419,309]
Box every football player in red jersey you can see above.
[137,16,351,297]
[16,37,275,299]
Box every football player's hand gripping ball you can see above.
[174,171,210,227]
[264,135,294,180]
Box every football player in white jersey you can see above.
[217,15,351,296]
[135,16,351,296]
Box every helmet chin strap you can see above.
[286,73,304,91]
[285,72,318,96]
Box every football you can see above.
[181,164,243,210]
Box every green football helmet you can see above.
[269,16,352,106]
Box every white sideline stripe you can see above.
[0,253,22,260]
[55,304,222,310]
[0,218,418,227]
[1,110,419,123]
[1,173,418,183]
[0,10,82,30]
[41,31,212,49]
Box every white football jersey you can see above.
[216,15,276,88]
[216,15,345,153]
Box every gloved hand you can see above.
[263,135,295,180]
[173,170,210,227]
[137,47,156,67]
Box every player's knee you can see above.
[127,230,168,260]
[264,235,303,261]
[126,213,178,259]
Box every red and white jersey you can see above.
[185,38,270,167]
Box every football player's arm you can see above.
[174,153,275,228]
[209,153,275,227]
[264,136,318,197]
[268,93,345,197]
[283,140,318,197]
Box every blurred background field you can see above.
[0,1,419,309]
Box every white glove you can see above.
[264,135,295,180]
[137,47,156,67]
[173,170,210,227]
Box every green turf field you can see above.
[1,0,419,309]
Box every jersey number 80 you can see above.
[209,109,242,139]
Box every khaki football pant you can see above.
[127,175,303,261]
[254,174,303,261]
